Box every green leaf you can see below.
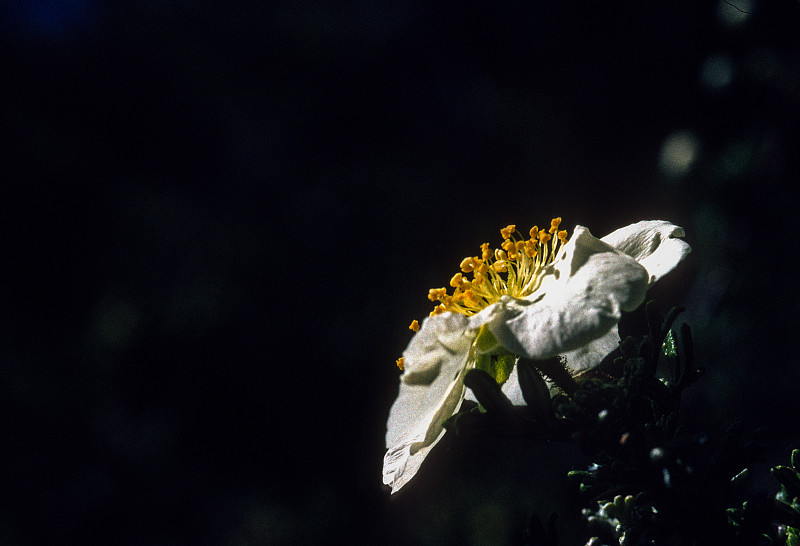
[535,356,577,395]
[474,324,500,353]
[464,368,516,417]
[475,352,517,385]
[662,329,677,357]
[773,466,800,497]
[787,525,800,546]
[517,360,557,425]
[660,306,685,340]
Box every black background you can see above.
[2,1,799,544]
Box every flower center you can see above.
[427,217,568,317]
[395,218,568,370]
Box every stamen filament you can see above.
[423,218,569,317]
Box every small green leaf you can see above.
[730,468,749,487]
[773,466,800,497]
[464,368,516,416]
[518,360,557,425]
[660,306,685,340]
[787,526,800,546]
[474,324,500,353]
[535,356,577,395]
[475,352,517,385]
[662,329,677,357]
[774,499,800,529]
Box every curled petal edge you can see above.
[600,220,691,284]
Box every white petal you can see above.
[462,360,527,405]
[401,312,472,382]
[561,325,620,374]
[383,313,476,493]
[486,226,649,361]
[493,327,621,404]
[499,364,526,405]
[600,220,691,284]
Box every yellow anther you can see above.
[450,272,470,289]
[480,243,492,261]
[501,239,518,259]
[500,224,516,239]
[428,287,447,301]
[396,357,405,370]
[463,290,481,304]
[410,217,569,333]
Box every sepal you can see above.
[517,360,558,426]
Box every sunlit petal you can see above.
[601,221,691,284]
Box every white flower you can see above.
[383,219,690,493]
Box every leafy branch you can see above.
[442,302,798,545]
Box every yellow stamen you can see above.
[422,218,569,317]
[463,290,481,304]
[396,357,404,370]
[500,224,516,239]
[538,231,551,245]
[501,239,518,260]
[398,217,569,364]
[450,272,469,289]
[428,287,447,301]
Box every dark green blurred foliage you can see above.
[725,449,800,546]
[447,303,800,545]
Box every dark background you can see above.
[2,1,799,544]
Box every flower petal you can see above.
[383,313,476,493]
[561,325,621,374]
[400,312,472,382]
[499,364,525,405]
[600,220,691,284]
[485,226,649,361]
[486,326,620,404]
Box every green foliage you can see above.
[725,448,800,546]
[442,302,800,545]
[476,352,518,387]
